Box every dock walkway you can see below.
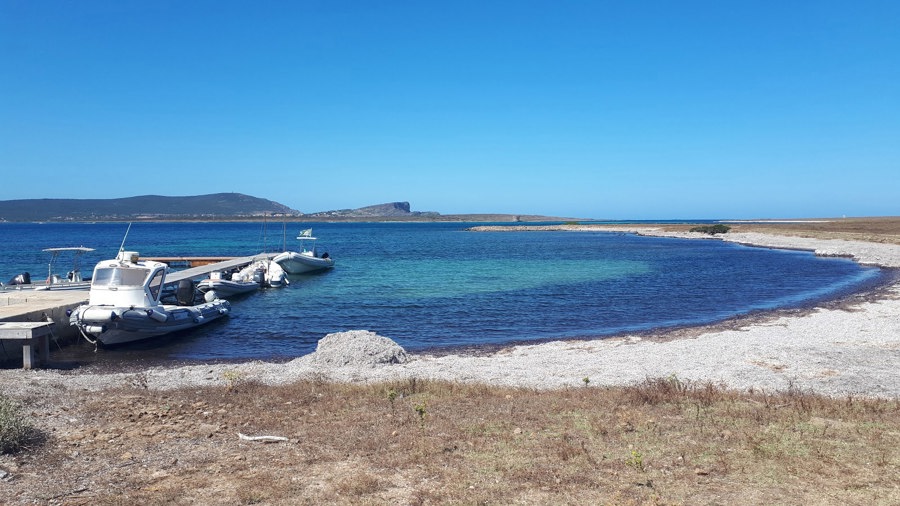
[0,291,86,364]
[0,289,88,324]
[163,253,277,284]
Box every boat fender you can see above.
[218,307,229,315]
[193,316,203,323]
[84,324,107,335]
[82,308,117,322]
[146,308,169,322]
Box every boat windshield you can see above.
[148,269,165,300]
[92,267,150,288]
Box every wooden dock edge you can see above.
[0,291,88,365]
[0,322,53,369]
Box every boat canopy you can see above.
[42,247,95,253]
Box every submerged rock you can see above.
[313,330,409,367]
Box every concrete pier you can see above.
[0,322,53,369]
[0,290,87,366]
[0,289,88,339]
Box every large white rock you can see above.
[313,330,409,367]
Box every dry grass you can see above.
[4,377,899,505]
[653,216,900,245]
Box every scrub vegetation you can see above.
[689,224,731,235]
[0,394,38,455]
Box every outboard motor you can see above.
[252,268,266,285]
[175,279,196,306]
[7,272,31,285]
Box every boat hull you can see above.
[33,282,92,291]
[273,251,334,274]
[196,278,260,298]
[70,300,231,345]
[2,280,91,291]
[235,259,288,287]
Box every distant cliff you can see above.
[303,201,439,219]
[0,193,297,222]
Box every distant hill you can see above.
[0,195,575,222]
[0,193,297,222]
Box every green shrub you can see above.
[0,394,36,454]
[689,224,731,235]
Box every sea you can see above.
[0,221,892,367]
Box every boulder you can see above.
[313,330,409,367]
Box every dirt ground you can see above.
[3,378,899,506]
[683,216,900,245]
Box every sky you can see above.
[1,1,898,219]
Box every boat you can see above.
[2,247,95,291]
[196,269,262,298]
[272,228,335,274]
[69,250,231,345]
[235,257,289,288]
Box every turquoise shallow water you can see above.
[0,222,890,365]
[347,257,651,299]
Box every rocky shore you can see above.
[2,225,899,399]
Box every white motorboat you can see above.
[2,247,94,291]
[196,270,261,298]
[273,228,335,274]
[69,250,231,345]
[235,257,288,288]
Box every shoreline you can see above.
[2,227,899,399]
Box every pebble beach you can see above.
[3,226,899,399]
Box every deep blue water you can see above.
[0,221,890,365]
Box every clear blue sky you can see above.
[2,1,898,219]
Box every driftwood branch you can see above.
[237,432,289,443]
